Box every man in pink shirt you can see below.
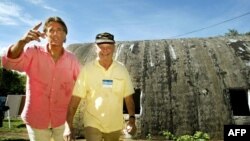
[1,16,80,141]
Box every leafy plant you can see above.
[176,134,194,141]
[146,133,152,140]
[162,130,176,140]
[193,131,210,140]
[176,131,210,141]
[161,130,210,141]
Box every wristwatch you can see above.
[129,115,136,119]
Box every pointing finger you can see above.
[33,22,42,30]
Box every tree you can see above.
[245,32,250,36]
[225,29,240,36]
[0,60,26,96]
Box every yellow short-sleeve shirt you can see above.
[73,60,134,133]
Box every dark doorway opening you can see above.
[123,88,141,114]
[229,89,250,116]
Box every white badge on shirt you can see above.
[102,79,113,88]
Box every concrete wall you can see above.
[67,36,250,139]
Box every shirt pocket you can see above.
[112,78,124,94]
[60,81,74,96]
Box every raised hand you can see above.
[21,22,45,43]
[8,22,46,59]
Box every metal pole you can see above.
[248,89,250,112]
[7,110,11,128]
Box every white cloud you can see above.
[0,2,22,25]
[26,0,58,12]
[0,1,37,26]
[0,2,20,17]
[26,0,43,5]
[19,14,40,26]
[0,45,9,56]
[0,16,17,25]
[43,5,58,12]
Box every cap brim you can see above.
[95,39,115,44]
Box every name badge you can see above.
[102,80,113,88]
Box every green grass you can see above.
[0,118,29,141]
[0,118,26,132]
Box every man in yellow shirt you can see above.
[65,32,136,141]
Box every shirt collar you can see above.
[95,59,116,70]
[45,43,66,58]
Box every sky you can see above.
[0,0,250,55]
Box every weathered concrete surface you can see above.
[67,36,250,140]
